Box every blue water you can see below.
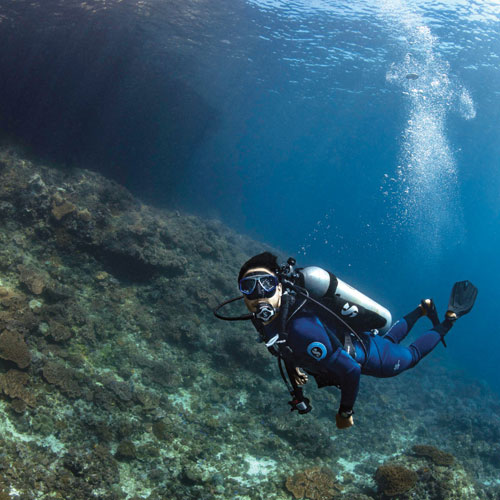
[174,0,500,390]
[0,0,499,390]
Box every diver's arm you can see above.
[289,315,360,428]
[324,349,360,428]
[283,360,308,386]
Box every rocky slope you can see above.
[0,148,498,500]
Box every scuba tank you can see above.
[295,266,392,333]
[214,257,392,333]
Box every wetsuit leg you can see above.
[383,319,410,344]
[383,306,423,345]
[366,328,442,377]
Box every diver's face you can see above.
[241,267,282,314]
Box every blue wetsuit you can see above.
[261,305,444,413]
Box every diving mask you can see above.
[239,273,278,299]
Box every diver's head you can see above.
[238,252,282,323]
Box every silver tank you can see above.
[300,266,392,333]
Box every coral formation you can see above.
[285,467,342,499]
[42,360,81,398]
[375,464,418,496]
[18,265,46,295]
[51,195,76,221]
[0,329,31,368]
[0,369,35,407]
[115,440,137,461]
[412,444,455,466]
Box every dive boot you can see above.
[420,298,440,327]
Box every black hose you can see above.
[213,295,253,321]
[278,357,294,395]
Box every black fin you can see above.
[447,281,478,318]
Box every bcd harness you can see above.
[252,282,368,414]
[213,258,385,415]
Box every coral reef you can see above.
[0,329,31,368]
[285,467,342,499]
[0,148,497,499]
[375,465,417,496]
[412,444,455,466]
[374,447,483,500]
[0,369,35,407]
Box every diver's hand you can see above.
[336,413,354,429]
[293,367,308,386]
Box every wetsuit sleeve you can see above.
[289,315,361,413]
[324,349,361,413]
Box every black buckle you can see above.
[344,332,356,359]
[288,397,312,414]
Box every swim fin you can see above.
[446,281,478,320]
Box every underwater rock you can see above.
[0,329,31,368]
[375,464,418,497]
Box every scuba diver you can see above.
[214,252,478,430]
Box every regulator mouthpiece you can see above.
[254,302,276,322]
